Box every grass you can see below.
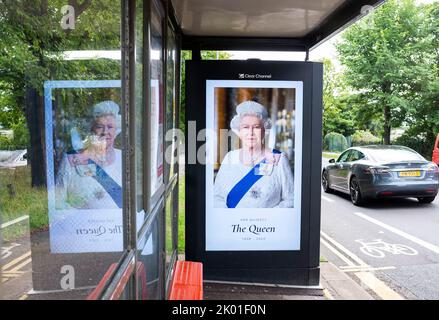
[0,166,49,241]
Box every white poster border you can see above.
[205,80,303,251]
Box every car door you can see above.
[339,150,361,190]
[332,150,352,190]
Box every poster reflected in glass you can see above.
[45,80,124,253]
[150,79,164,196]
[206,80,303,251]
[149,0,164,199]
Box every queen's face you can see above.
[238,115,265,149]
[92,114,117,148]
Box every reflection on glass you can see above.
[135,0,145,222]
[55,100,122,211]
[165,194,175,272]
[0,1,123,300]
[49,86,123,253]
[150,1,164,199]
[165,24,178,184]
[137,219,160,300]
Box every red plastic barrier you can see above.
[168,261,203,300]
[86,263,118,300]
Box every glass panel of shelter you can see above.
[0,1,126,300]
[0,0,179,301]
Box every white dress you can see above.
[55,149,122,209]
[214,149,294,208]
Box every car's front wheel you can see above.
[322,171,332,193]
[350,177,365,206]
[417,197,435,204]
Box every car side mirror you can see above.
[329,159,335,163]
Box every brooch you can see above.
[249,187,262,199]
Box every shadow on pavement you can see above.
[327,190,435,210]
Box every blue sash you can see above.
[226,149,281,208]
[89,159,123,208]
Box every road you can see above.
[320,158,439,300]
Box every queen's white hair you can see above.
[230,100,271,135]
[91,100,122,132]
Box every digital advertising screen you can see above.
[185,60,323,285]
[205,80,303,251]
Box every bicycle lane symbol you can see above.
[355,239,418,259]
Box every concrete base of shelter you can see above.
[203,281,325,300]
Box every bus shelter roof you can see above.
[171,0,385,51]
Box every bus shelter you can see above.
[0,0,383,300]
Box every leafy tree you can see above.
[336,0,438,150]
[322,58,355,138]
[393,2,439,158]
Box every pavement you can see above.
[202,259,374,300]
[1,240,375,300]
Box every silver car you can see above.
[0,149,27,169]
[322,145,439,206]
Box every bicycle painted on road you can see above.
[355,239,418,258]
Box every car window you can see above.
[347,150,364,162]
[346,150,357,162]
[337,150,351,163]
[367,148,425,162]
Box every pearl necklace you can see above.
[242,149,264,165]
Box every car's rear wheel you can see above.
[417,197,435,204]
[350,177,365,206]
[322,171,332,193]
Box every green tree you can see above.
[336,0,438,149]
[322,58,355,138]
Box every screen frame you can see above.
[185,60,323,285]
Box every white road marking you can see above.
[354,272,404,300]
[354,212,439,255]
[321,231,368,267]
[1,251,31,270]
[321,237,356,267]
[341,266,396,273]
[1,215,29,229]
[356,239,418,258]
[321,195,335,203]
[7,258,32,273]
[321,231,402,299]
